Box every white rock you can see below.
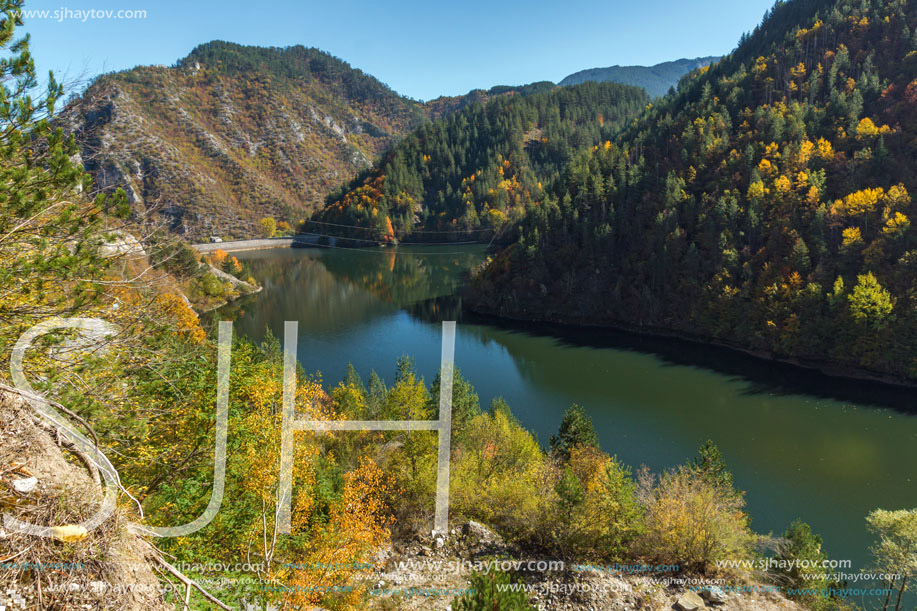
[12,477,37,493]
[701,585,728,605]
[99,230,146,258]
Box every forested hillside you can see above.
[423,81,557,120]
[62,41,430,239]
[559,56,721,97]
[470,0,917,382]
[312,82,648,242]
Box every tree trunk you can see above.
[894,574,908,611]
[882,576,895,611]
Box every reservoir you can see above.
[223,244,917,575]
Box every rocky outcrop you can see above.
[99,229,147,258]
[364,521,803,611]
[206,262,260,294]
[0,388,170,610]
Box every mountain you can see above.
[559,57,721,97]
[470,0,917,382]
[62,42,573,240]
[62,41,430,239]
[312,81,648,243]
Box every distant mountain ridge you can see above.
[560,56,721,97]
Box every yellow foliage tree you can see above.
[806,186,820,206]
[210,248,228,267]
[832,188,885,217]
[883,212,910,237]
[451,407,546,542]
[797,140,815,165]
[856,117,879,138]
[154,293,206,343]
[774,175,792,193]
[260,216,277,238]
[544,445,644,559]
[747,180,767,200]
[286,458,393,610]
[842,226,863,247]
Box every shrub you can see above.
[200,272,225,297]
[639,467,754,573]
[454,571,534,611]
[451,407,547,543]
[771,520,837,610]
[539,445,644,560]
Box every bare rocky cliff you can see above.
[62,42,429,240]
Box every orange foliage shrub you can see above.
[154,293,206,343]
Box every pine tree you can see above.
[428,366,480,432]
[0,0,127,347]
[365,370,387,418]
[689,440,735,494]
[550,403,599,459]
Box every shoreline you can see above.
[199,238,917,393]
[192,235,498,253]
[462,300,917,393]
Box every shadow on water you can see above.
[222,245,916,414]
[404,294,917,414]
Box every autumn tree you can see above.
[260,216,277,238]
[639,467,755,573]
[848,272,895,327]
[544,445,644,559]
[867,508,917,611]
[451,406,546,543]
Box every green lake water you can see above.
[223,244,917,581]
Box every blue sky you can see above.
[22,0,776,101]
